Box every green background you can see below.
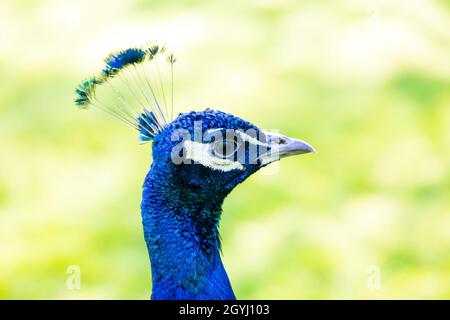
[0,0,449,299]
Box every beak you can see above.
[259,131,316,166]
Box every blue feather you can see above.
[102,47,146,77]
[138,110,160,141]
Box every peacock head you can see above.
[148,109,315,199]
[74,43,315,200]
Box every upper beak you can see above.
[259,131,316,166]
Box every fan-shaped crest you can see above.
[74,42,176,141]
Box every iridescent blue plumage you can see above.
[102,47,146,77]
[138,110,160,141]
[142,110,262,299]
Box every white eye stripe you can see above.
[184,140,244,172]
[205,129,268,147]
[181,129,267,172]
[236,131,268,147]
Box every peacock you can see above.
[75,42,315,300]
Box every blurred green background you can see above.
[0,0,449,299]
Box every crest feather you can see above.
[74,42,176,142]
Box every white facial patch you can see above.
[183,140,244,172]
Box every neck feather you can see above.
[141,163,235,300]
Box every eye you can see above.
[210,139,240,159]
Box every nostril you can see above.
[278,137,287,144]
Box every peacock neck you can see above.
[140,162,236,300]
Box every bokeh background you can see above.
[0,0,449,299]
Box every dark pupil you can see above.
[213,139,236,158]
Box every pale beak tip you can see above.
[298,140,317,155]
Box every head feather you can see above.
[74,42,175,142]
